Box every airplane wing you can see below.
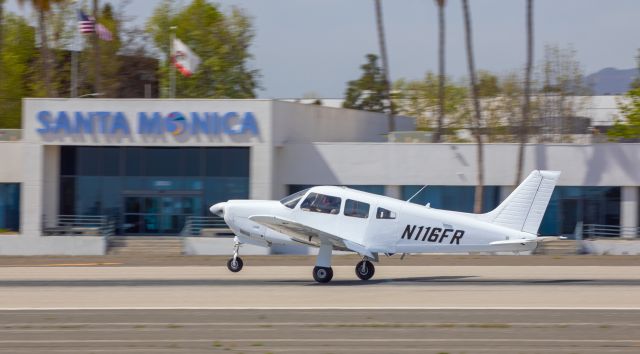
[248,215,375,258]
[489,239,538,246]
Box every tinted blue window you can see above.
[0,183,20,232]
[539,187,621,236]
[59,147,250,235]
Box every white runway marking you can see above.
[1,306,640,311]
[0,338,638,344]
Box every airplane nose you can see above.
[209,202,227,217]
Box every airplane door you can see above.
[366,206,399,247]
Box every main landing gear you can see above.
[312,240,377,283]
[355,260,375,281]
[312,266,333,283]
[227,240,243,272]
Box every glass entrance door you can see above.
[122,194,202,235]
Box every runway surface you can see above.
[1,308,640,353]
[1,264,640,353]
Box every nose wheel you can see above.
[227,257,243,272]
[355,260,375,281]
[227,240,243,272]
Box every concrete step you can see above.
[107,237,183,255]
[534,240,578,255]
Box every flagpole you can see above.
[170,26,177,98]
[71,1,80,98]
[71,49,78,98]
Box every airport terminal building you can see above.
[0,98,638,254]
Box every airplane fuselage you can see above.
[215,187,537,255]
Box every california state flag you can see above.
[172,38,201,77]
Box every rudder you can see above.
[483,170,561,234]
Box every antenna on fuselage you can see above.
[406,185,428,203]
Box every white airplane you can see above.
[209,170,560,283]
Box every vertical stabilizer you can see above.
[483,170,560,234]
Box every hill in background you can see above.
[586,67,639,95]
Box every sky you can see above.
[5,0,640,98]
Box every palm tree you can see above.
[461,0,484,213]
[434,0,446,143]
[515,0,533,185]
[0,0,5,71]
[92,0,101,94]
[17,0,63,97]
[374,0,395,132]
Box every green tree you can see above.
[343,54,388,112]
[17,0,64,97]
[394,72,467,133]
[461,0,484,214]
[607,87,640,140]
[0,0,5,74]
[536,44,591,142]
[476,70,500,98]
[146,0,259,98]
[0,14,36,128]
[81,3,121,97]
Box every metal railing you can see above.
[583,224,640,238]
[0,129,22,141]
[180,216,229,236]
[43,215,115,237]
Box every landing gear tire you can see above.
[355,260,375,281]
[227,257,244,272]
[313,266,333,283]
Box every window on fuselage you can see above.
[376,207,396,219]
[344,199,370,219]
[279,188,310,209]
[300,193,342,215]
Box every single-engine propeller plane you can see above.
[209,170,560,283]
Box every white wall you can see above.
[0,143,23,182]
[278,143,640,187]
[272,101,414,145]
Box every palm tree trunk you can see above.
[515,0,533,185]
[0,0,4,73]
[435,0,446,143]
[374,0,395,132]
[461,0,484,213]
[93,0,101,94]
[38,8,54,97]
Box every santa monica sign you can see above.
[36,111,260,137]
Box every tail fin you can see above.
[483,170,560,235]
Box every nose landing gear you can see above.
[227,241,243,272]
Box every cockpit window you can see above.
[279,189,310,209]
[344,199,370,219]
[300,193,342,215]
[376,207,396,219]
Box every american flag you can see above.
[77,10,113,41]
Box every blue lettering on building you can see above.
[138,112,163,134]
[37,110,260,138]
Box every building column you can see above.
[621,186,639,238]
[42,146,60,228]
[20,143,44,237]
[250,145,276,200]
[385,185,401,200]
